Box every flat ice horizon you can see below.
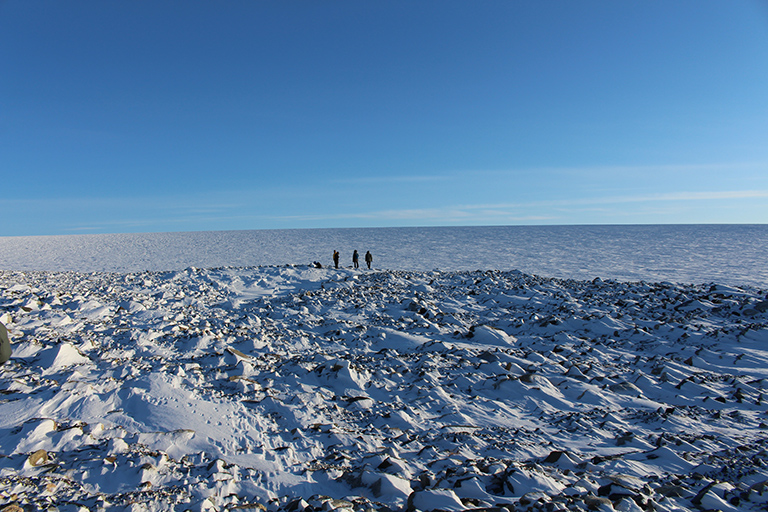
[1,224,767,288]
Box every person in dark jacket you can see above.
[365,251,373,269]
[352,250,359,269]
[333,250,340,269]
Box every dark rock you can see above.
[597,482,635,501]
[656,484,690,498]
[582,496,612,510]
[543,450,567,464]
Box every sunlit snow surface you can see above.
[1,225,767,287]
[1,226,768,512]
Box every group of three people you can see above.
[333,250,372,269]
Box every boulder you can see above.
[27,449,49,467]
[0,322,10,365]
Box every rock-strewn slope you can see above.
[1,266,768,511]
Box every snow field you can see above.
[0,265,767,511]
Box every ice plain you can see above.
[1,225,768,512]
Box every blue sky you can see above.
[2,1,767,236]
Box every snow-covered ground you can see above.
[1,226,768,511]
[1,225,767,288]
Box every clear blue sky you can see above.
[2,1,767,236]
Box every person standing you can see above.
[352,250,359,269]
[333,250,340,269]
[365,250,373,269]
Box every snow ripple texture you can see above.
[1,266,768,512]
